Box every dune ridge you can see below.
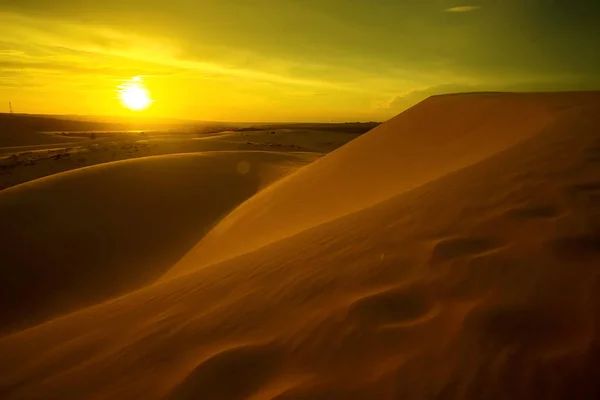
[1,92,599,399]
[170,91,600,277]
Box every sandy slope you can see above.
[1,92,599,399]
[0,151,311,334]
[170,91,600,276]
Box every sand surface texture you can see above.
[1,92,599,399]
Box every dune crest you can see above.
[170,92,600,277]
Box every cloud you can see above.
[379,84,478,111]
[445,6,482,13]
[379,76,600,114]
[0,11,350,90]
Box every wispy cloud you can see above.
[0,10,442,100]
[445,6,482,13]
[0,11,349,90]
[377,83,479,111]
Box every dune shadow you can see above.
[430,237,500,265]
[0,153,287,334]
[348,285,433,327]
[166,345,283,400]
[546,234,600,262]
[503,204,561,220]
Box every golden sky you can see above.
[1,1,599,122]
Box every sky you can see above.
[1,0,599,122]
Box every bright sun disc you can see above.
[119,77,152,111]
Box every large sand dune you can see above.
[0,151,311,333]
[171,91,600,276]
[1,92,599,399]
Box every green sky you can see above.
[1,0,599,121]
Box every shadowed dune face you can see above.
[166,344,285,400]
[0,92,599,400]
[0,151,309,334]
[171,92,600,276]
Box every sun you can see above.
[119,77,152,111]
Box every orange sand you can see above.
[0,151,311,333]
[1,92,599,399]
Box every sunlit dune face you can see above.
[119,77,152,111]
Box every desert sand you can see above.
[0,151,314,334]
[0,128,353,190]
[1,92,599,399]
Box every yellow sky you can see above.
[1,2,598,122]
[0,11,399,121]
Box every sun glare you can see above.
[119,77,152,111]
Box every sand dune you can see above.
[171,91,600,276]
[0,117,86,147]
[1,92,599,399]
[0,151,311,334]
[0,129,346,191]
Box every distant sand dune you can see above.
[0,92,599,399]
[0,118,85,147]
[0,151,310,334]
[0,130,342,191]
